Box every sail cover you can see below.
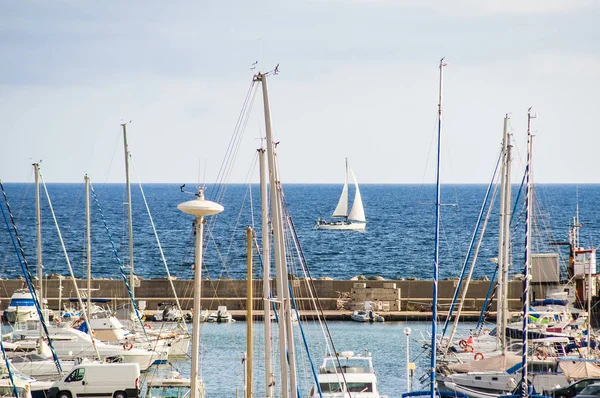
[348,170,366,222]
[559,361,600,380]
[448,354,521,373]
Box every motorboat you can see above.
[3,289,39,324]
[206,306,235,323]
[10,321,163,371]
[351,310,384,323]
[310,351,386,398]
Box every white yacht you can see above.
[206,306,235,323]
[11,321,163,371]
[310,351,386,398]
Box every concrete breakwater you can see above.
[0,278,525,318]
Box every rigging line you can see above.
[418,112,442,205]
[211,80,258,204]
[128,157,189,336]
[0,180,63,375]
[279,186,345,372]
[38,171,101,360]
[101,131,122,185]
[88,181,149,341]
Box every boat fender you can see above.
[458,339,468,348]
[536,349,548,360]
[144,323,152,329]
[474,352,484,360]
[465,345,474,353]
[123,341,134,351]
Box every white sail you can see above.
[331,161,349,218]
[348,169,366,223]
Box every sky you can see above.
[0,1,598,184]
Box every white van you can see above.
[48,363,140,398]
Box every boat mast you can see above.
[521,108,536,398]
[501,115,512,356]
[122,122,135,305]
[246,226,253,398]
[85,174,92,320]
[431,57,446,398]
[33,162,44,348]
[255,70,296,398]
[497,115,509,352]
[259,146,274,398]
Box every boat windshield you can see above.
[146,386,191,398]
[9,298,35,307]
[320,383,343,393]
[347,382,373,393]
[322,358,373,374]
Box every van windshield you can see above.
[66,368,85,382]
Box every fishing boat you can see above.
[310,351,386,398]
[315,159,366,231]
[206,306,235,323]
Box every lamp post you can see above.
[178,190,223,398]
[404,327,412,392]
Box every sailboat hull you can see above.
[315,221,366,231]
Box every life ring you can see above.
[536,349,548,360]
[144,323,152,329]
[483,328,491,334]
[72,319,84,329]
[123,341,134,351]
[465,345,475,353]
[55,317,62,323]
[459,339,468,348]
[474,352,484,360]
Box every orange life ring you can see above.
[474,352,484,360]
[459,339,468,348]
[123,341,134,351]
[483,328,491,334]
[144,323,152,329]
[72,319,84,329]
[536,349,548,360]
[464,345,475,353]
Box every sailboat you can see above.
[315,158,366,231]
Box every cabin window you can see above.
[347,382,373,392]
[66,368,85,382]
[320,383,343,393]
[492,377,498,381]
[475,376,482,380]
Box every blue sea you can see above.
[1,183,600,281]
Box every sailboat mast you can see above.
[122,123,135,302]
[521,108,536,398]
[246,227,253,398]
[497,115,509,352]
[85,175,92,320]
[33,163,43,314]
[501,116,512,356]
[256,71,293,398]
[431,57,446,398]
[259,146,274,398]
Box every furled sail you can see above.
[347,170,366,223]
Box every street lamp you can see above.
[178,190,223,398]
[404,327,412,392]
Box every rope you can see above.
[0,180,63,373]
[88,182,148,341]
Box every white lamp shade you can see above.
[178,198,224,217]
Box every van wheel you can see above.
[58,392,71,398]
[114,391,127,398]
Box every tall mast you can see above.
[521,108,536,398]
[431,57,446,398]
[33,163,43,314]
[85,175,92,320]
[255,70,296,398]
[259,146,274,398]
[501,115,512,356]
[246,227,253,398]
[122,122,135,304]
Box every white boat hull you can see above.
[315,222,366,231]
